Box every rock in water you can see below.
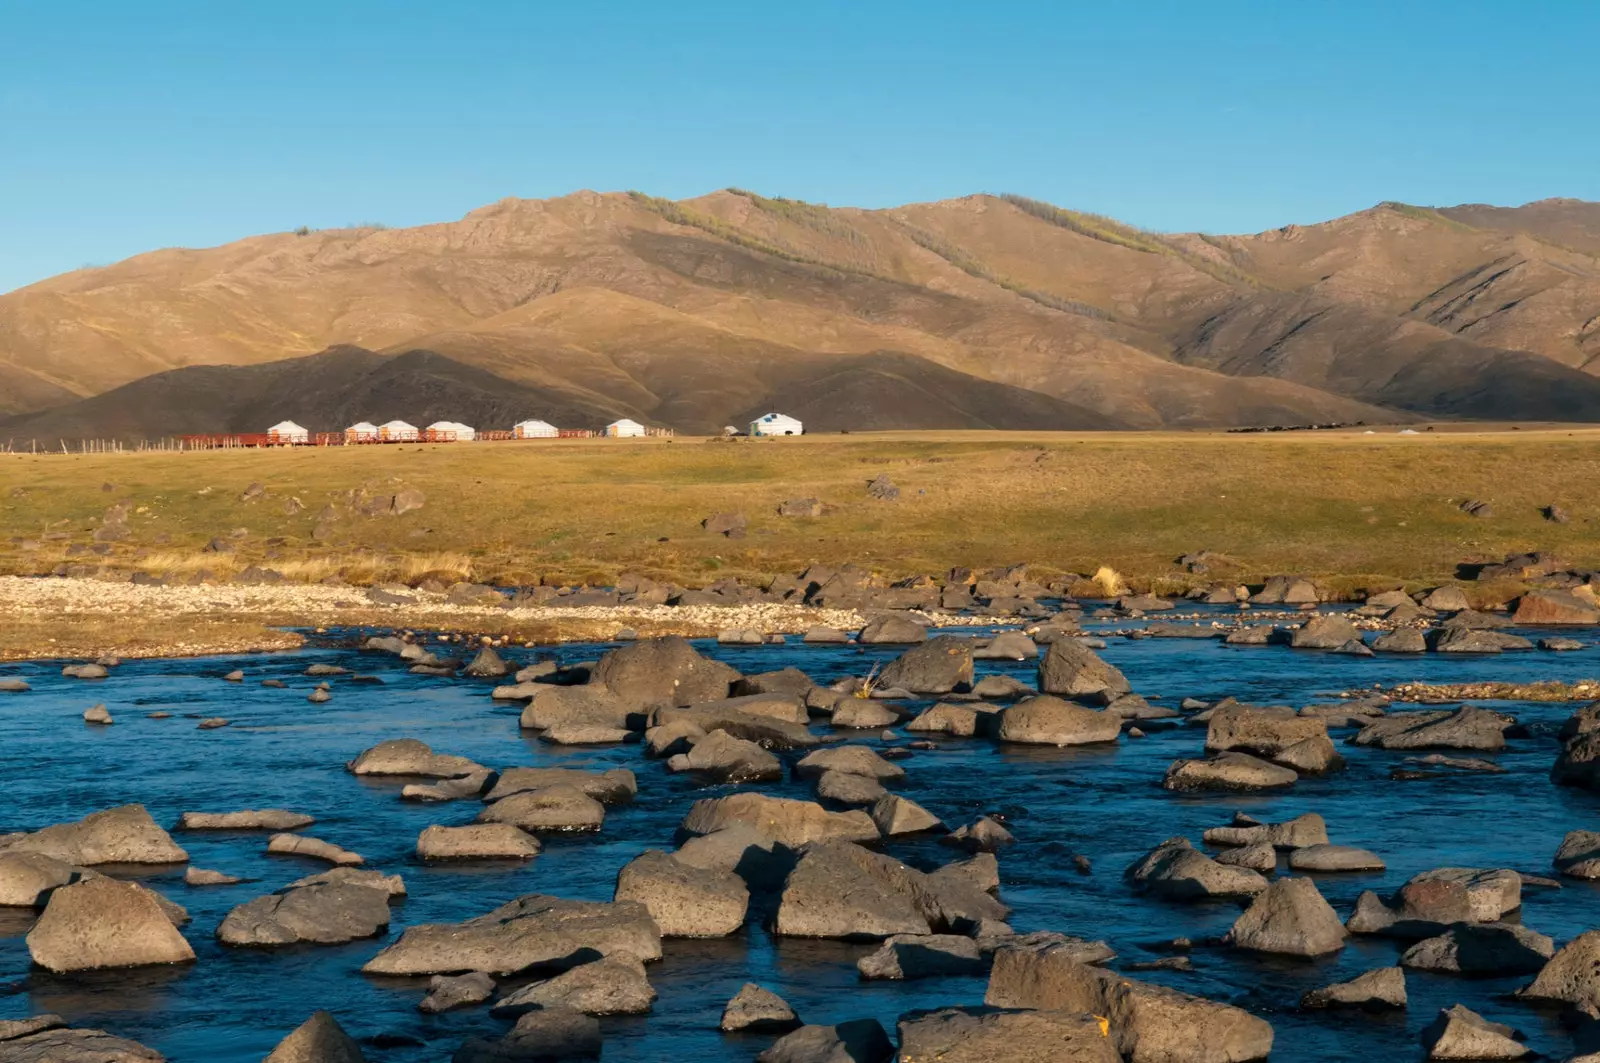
[216,882,394,946]
[345,738,483,778]
[0,1023,166,1061]
[1512,589,1600,626]
[985,943,1274,1063]
[179,809,314,831]
[0,804,187,865]
[1163,753,1298,792]
[1287,844,1386,872]
[262,1010,367,1063]
[83,704,113,724]
[475,785,605,833]
[267,833,363,865]
[869,794,942,836]
[1302,967,1407,1010]
[454,1008,601,1062]
[754,1019,893,1063]
[416,824,541,861]
[874,636,973,694]
[997,696,1121,746]
[1226,877,1347,957]
[419,971,495,1014]
[1125,837,1268,901]
[857,934,983,980]
[895,1007,1121,1063]
[1401,923,1553,975]
[1519,929,1600,1011]
[720,983,800,1033]
[490,956,656,1017]
[1037,639,1131,701]
[463,644,511,678]
[1418,1004,1527,1060]
[793,745,905,780]
[681,793,878,847]
[858,613,928,644]
[362,895,660,975]
[25,877,195,972]
[612,850,748,937]
[588,636,739,707]
[0,852,78,907]
[1289,614,1361,649]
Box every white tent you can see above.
[514,419,559,439]
[749,412,803,436]
[426,420,476,441]
[344,421,379,443]
[378,419,419,442]
[606,418,646,438]
[267,420,309,444]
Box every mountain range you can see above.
[4,190,1600,437]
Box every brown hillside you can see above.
[2,190,1599,428]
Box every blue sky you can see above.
[1,0,1595,293]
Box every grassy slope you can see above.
[1,430,1596,593]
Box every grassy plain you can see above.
[2,428,1597,595]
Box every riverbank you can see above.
[0,576,873,661]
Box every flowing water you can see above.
[2,609,1599,1061]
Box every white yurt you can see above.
[426,420,476,441]
[378,419,419,442]
[606,418,646,438]
[514,419,559,439]
[344,421,379,443]
[749,412,803,436]
[267,420,309,444]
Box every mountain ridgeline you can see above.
[4,190,1600,437]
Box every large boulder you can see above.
[0,805,187,865]
[974,631,1039,660]
[774,842,1005,940]
[1163,753,1298,792]
[362,895,661,975]
[682,794,877,848]
[720,984,800,1033]
[1125,837,1268,900]
[484,767,636,805]
[1513,589,1600,626]
[1347,868,1522,938]
[517,686,634,733]
[1553,733,1600,789]
[895,1007,1120,1063]
[417,824,541,861]
[588,636,738,707]
[1401,923,1553,975]
[997,696,1121,746]
[1037,640,1130,702]
[672,825,789,890]
[794,745,905,781]
[1519,930,1600,1011]
[490,956,655,1017]
[217,881,393,946]
[816,771,888,806]
[754,1019,893,1063]
[1430,627,1535,653]
[26,877,195,972]
[1418,1005,1527,1060]
[1290,614,1361,649]
[874,636,974,695]
[262,1011,366,1063]
[476,785,605,832]
[346,739,483,778]
[1554,831,1600,878]
[1287,844,1385,872]
[1350,708,1511,751]
[986,944,1274,1063]
[612,850,747,937]
[1226,877,1347,957]
[0,1022,166,1062]
[1205,706,1328,757]
[869,795,941,836]
[1302,967,1407,1010]
[0,852,78,907]
[907,702,982,737]
[666,729,781,782]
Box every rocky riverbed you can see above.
[3,601,1600,1062]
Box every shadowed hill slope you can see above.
[0,345,1135,441]
[2,190,1599,427]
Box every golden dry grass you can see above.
[1,428,1597,591]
